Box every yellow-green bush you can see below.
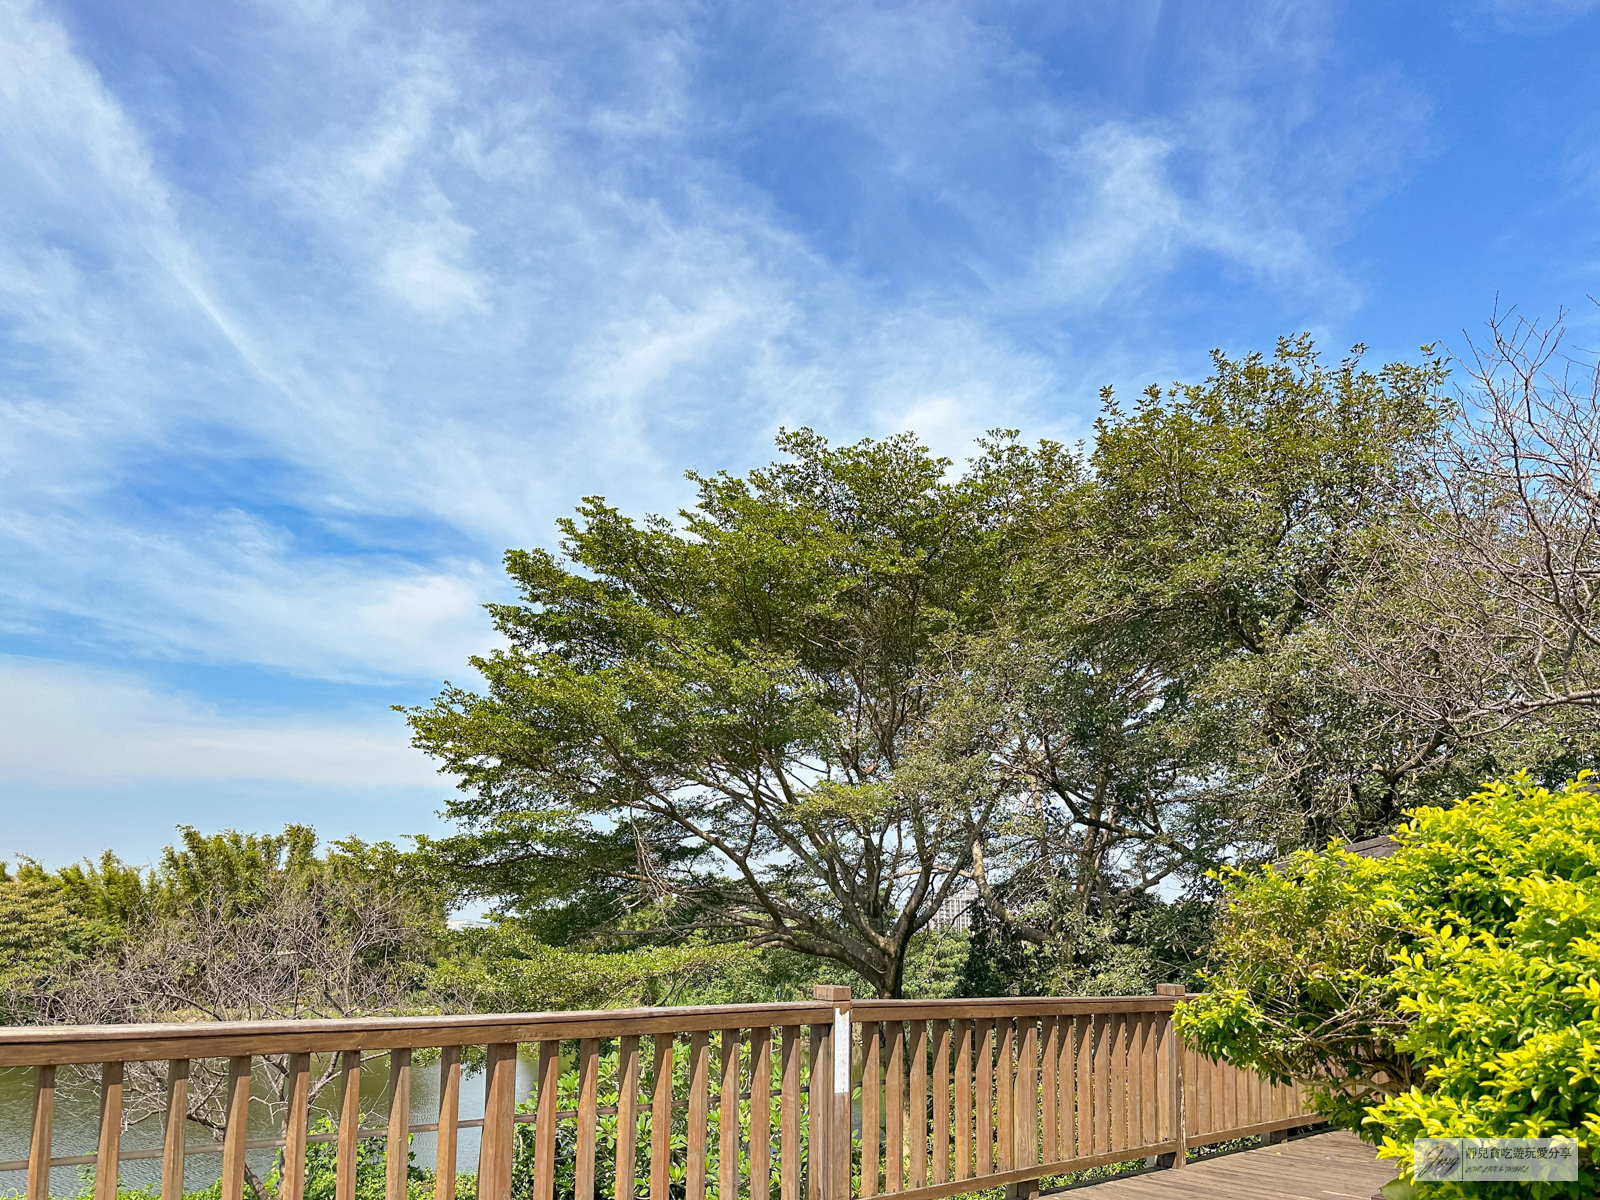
[1177,774,1600,1198]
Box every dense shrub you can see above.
[1177,774,1600,1198]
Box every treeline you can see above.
[6,311,1599,1023]
[0,827,445,1026]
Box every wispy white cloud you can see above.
[0,505,495,682]
[0,655,437,788]
[1465,0,1600,34]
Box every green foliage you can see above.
[408,340,1531,1000]
[282,1120,430,1200]
[1177,774,1600,1198]
[0,876,118,1005]
[955,895,1214,999]
[894,337,1459,999]
[433,921,762,1010]
[1,825,449,1027]
[1175,846,1414,1129]
[435,918,968,1013]
[1066,335,1450,849]
[406,428,1052,996]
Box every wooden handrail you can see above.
[2,989,1312,1200]
[0,1002,833,1067]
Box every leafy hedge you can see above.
[1176,774,1600,1198]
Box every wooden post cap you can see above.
[813,985,852,1002]
[1155,983,1186,996]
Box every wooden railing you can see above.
[0,988,1315,1200]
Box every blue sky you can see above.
[3,0,1599,869]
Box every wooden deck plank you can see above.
[1048,1131,1390,1200]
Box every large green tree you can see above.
[909,338,1455,992]
[406,430,1058,997]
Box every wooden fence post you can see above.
[1155,985,1186,1169]
[1005,1019,1040,1200]
[26,1064,55,1200]
[813,986,852,1200]
[162,1060,190,1200]
[94,1062,124,1200]
[481,1043,519,1200]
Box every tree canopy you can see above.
[407,334,1575,998]
[407,429,1055,996]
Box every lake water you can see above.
[0,1051,546,1198]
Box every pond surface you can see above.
[0,1051,545,1198]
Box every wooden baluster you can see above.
[931,1021,951,1185]
[279,1053,311,1200]
[1170,1018,1186,1150]
[534,1041,559,1200]
[1209,1062,1222,1139]
[974,1021,993,1178]
[1225,1057,1240,1135]
[1015,1019,1038,1182]
[749,1029,772,1200]
[650,1035,675,1200]
[434,1047,461,1200]
[26,1064,55,1200]
[1244,1061,1257,1135]
[95,1062,123,1200]
[884,1023,903,1194]
[1111,1015,1128,1153]
[385,1050,413,1200]
[908,1021,928,1190]
[717,1030,739,1200]
[1187,1046,1203,1145]
[687,1032,711,1200]
[1215,1058,1229,1137]
[480,1044,518,1200]
[953,1020,972,1182]
[1196,1050,1213,1139]
[1040,1019,1057,1166]
[1107,1016,1122,1154]
[1140,1016,1158,1150]
[163,1060,189,1200]
[1074,1018,1090,1161]
[1151,987,1186,1169]
[1216,1059,1230,1136]
[1058,1017,1073,1162]
[615,1036,641,1200]
[337,1051,363,1200]
[1059,1017,1075,1161]
[995,1019,1014,1173]
[222,1057,252,1200]
[779,1027,800,1200]
[1152,1017,1170,1149]
[1125,1016,1142,1150]
[578,1039,601,1200]
[859,1023,880,1198]
[806,1024,822,1200]
[1171,1028,1188,1169]
[1087,1017,1105,1156]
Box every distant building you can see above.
[929,886,981,931]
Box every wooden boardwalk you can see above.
[1070,1131,1393,1199]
